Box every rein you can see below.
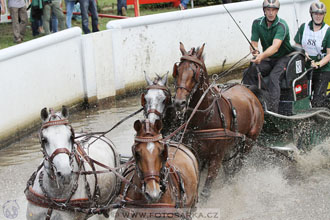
[75,107,144,140]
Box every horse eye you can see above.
[135,151,141,160]
[160,149,166,157]
[41,137,48,144]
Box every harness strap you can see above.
[48,148,71,163]
[147,109,162,117]
[143,171,161,183]
[180,55,204,67]
[193,128,246,140]
[227,98,238,134]
[25,186,92,209]
[134,134,163,143]
[41,119,69,129]
[88,156,144,195]
[76,143,100,205]
[216,98,227,130]
[119,195,177,208]
[46,208,53,220]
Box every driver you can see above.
[242,0,293,113]
[294,2,330,108]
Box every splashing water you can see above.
[197,141,330,220]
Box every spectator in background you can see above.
[30,0,43,36]
[65,0,75,28]
[179,0,189,10]
[42,0,66,35]
[117,0,126,16]
[1,0,5,17]
[79,0,99,34]
[51,12,58,32]
[72,2,81,21]
[8,0,28,43]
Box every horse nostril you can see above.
[56,171,62,177]
[175,100,185,109]
[175,101,180,109]
[181,100,186,107]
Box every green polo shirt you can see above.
[251,16,293,58]
[294,21,330,72]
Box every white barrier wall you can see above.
[0,0,314,146]
[81,31,116,100]
[106,0,313,92]
[0,28,85,141]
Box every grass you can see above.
[0,0,180,49]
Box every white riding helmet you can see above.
[263,0,280,9]
[309,2,326,14]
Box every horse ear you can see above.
[180,42,187,55]
[161,72,169,86]
[134,120,142,132]
[41,107,48,121]
[141,93,146,107]
[62,106,69,118]
[154,119,163,133]
[144,71,153,86]
[172,64,178,78]
[196,43,205,59]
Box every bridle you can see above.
[132,121,169,196]
[142,84,172,119]
[39,116,76,180]
[173,54,208,113]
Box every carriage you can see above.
[257,47,330,154]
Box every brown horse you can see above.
[172,42,264,199]
[115,120,199,219]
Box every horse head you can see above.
[141,72,171,124]
[39,106,75,186]
[132,119,168,203]
[173,42,207,115]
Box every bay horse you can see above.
[25,106,121,219]
[173,43,264,198]
[115,119,199,219]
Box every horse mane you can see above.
[188,46,205,62]
[152,75,162,85]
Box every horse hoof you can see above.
[200,190,210,203]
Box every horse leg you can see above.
[200,152,224,201]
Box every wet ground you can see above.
[0,95,329,220]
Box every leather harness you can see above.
[177,55,247,142]
[118,122,192,212]
[25,119,126,219]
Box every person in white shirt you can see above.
[294,2,330,107]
